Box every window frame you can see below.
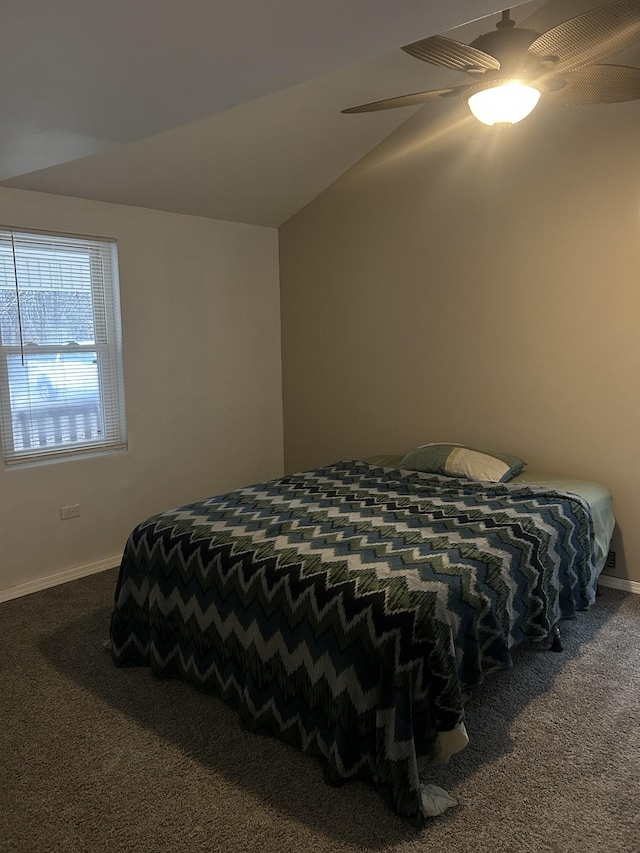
[0,227,127,466]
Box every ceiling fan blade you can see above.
[544,63,640,104]
[402,34,500,72]
[529,0,640,72]
[341,86,464,114]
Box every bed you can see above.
[109,449,615,828]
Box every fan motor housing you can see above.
[471,27,543,74]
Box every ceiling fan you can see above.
[342,0,640,126]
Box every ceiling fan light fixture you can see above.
[467,81,541,126]
[343,2,640,121]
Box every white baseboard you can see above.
[0,555,121,604]
[598,574,640,595]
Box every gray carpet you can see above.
[0,570,638,853]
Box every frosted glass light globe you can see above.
[467,82,541,126]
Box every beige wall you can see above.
[279,101,640,585]
[0,187,283,596]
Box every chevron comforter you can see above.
[110,460,597,827]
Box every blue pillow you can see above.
[400,443,525,483]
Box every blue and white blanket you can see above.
[110,461,597,826]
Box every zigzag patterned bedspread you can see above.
[110,460,597,827]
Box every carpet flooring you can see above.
[0,569,638,853]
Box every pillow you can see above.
[399,443,525,483]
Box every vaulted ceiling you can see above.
[1,0,631,226]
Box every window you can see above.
[0,228,126,465]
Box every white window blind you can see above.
[0,228,127,465]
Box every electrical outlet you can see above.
[60,504,81,520]
[605,550,616,569]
